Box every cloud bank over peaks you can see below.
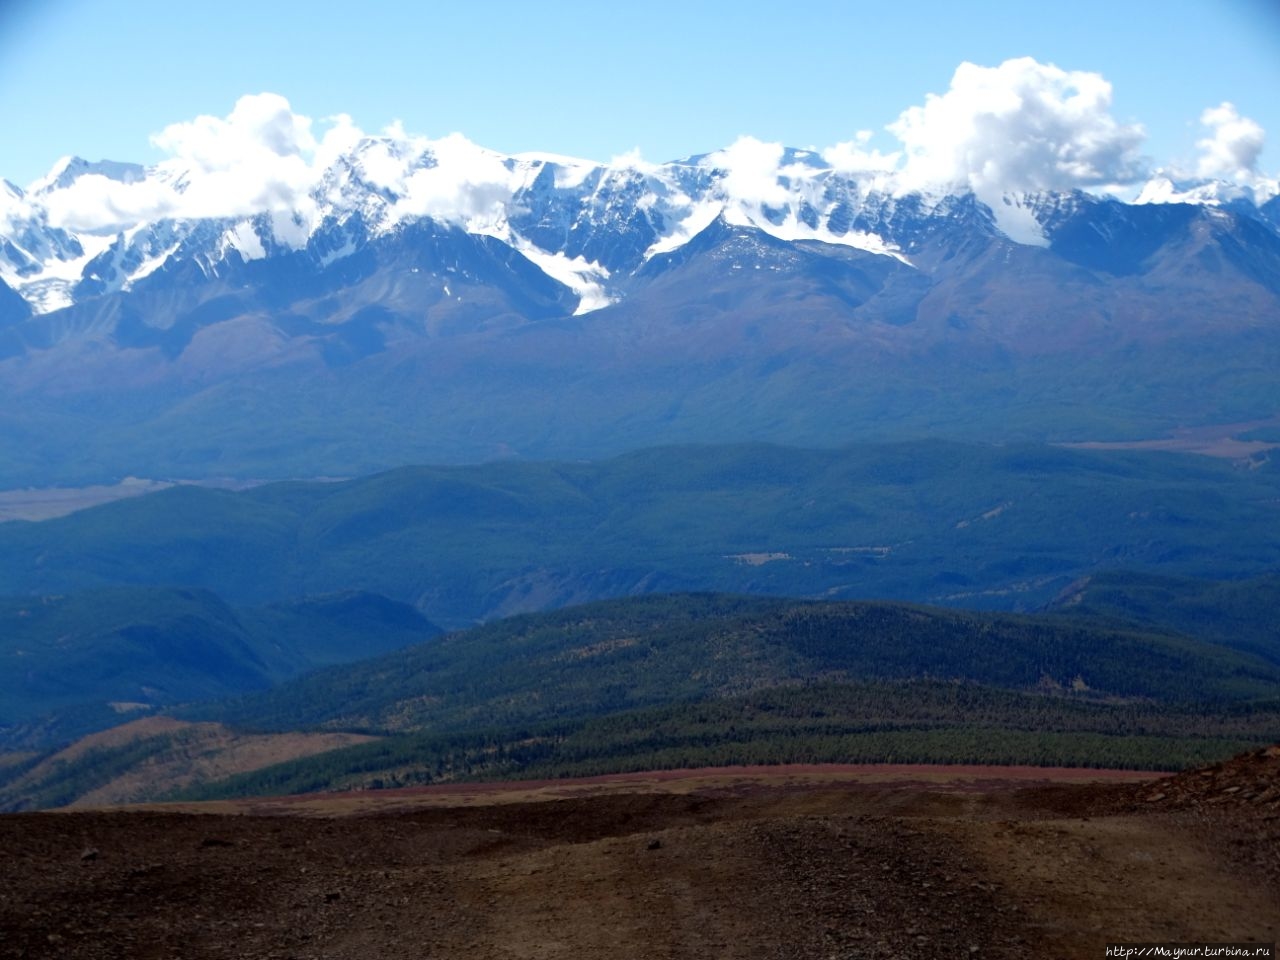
[387,134,515,234]
[705,137,793,207]
[606,148,660,175]
[683,59,1160,246]
[14,61,1279,248]
[821,131,901,178]
[1195,102,1273,191]
[1136,102,1277,206]
[39,94,363,235]
[696,59,1155,213]
[0,180,32,234]
[888,58,1147,197]
[35,94,519,240]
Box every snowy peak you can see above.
[29,157,147,195]
[1134,175,1279,209]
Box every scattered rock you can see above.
[1124,745,1280,814]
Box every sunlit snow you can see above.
[511,238,614,315]
[989,195,1050,247]
[0,232,114,314]
[225,222,266,261]
[644,199,722,259]
[124,241,181,288]
[513,153,597,190]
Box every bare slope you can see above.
[2,754,1276,959]
[0,716,377,810]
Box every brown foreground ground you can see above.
[2,753,1278,960]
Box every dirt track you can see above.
[1,762,1277,960]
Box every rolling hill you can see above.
[165,591,1280,801]
[0,441,1277,628]
[7,587,1280,809]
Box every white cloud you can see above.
[0,180,34,234]
[18,65,1274,249]
[316,113,363,163]
[33,97,537,240]
[152,93,329,226]
[1196,102,1266,181]
[38,93,337,234]
[352,139,415,195]
[821,130,900,175]
[886,57,1147,196]
[607,147,658,174]
[41,175,181,233]
[389,133,515,231]
[344,120,432,195]
[704,136,790,207]
[696,60,1152,245]
[152,93,316,171]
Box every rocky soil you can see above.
[1,759,1277,960]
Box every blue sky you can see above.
[2,0,1279,189]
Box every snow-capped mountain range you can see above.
[0,142,913,316]
[1,133,1279,486]
[4,135,1278,320]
